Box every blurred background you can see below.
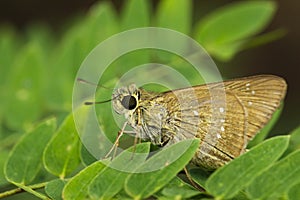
[0,0,298,134]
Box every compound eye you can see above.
[121,95,137,110]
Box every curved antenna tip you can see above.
[77,78,112,90]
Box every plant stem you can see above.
[0,187,23,198]
[0,182,49,199]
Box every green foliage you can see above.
[189,167,211,188]
[0,0,297,200]
[88,143,150,199]
[121,0,150,30]
[247,105,283,147]
[247,149,300,199]
[285,126,300,155]
[43,114,81,178]
[205,136,289,199]
[4,118,56,185]
[288,182,300,200]
[4,42,46,130]
[194,1,277,61]
[156,0,191,34]
[45,179,66,200]
[63,161,106,200]
[155,177,201,199]
[125,139,199,199]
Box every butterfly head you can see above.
[112,84,140,115]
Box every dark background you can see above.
[0,0,298,134]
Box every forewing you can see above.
[159,75,287,168]
[222,75,287,141]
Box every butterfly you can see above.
[105,75,287,170]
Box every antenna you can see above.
[77,78,112,90]
[84,99,113,105]
[77,78,116,105]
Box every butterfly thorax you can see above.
[112,84,178,145]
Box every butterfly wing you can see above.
[222,75,287,141]
[158,75,287,169]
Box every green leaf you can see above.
[156,0,192,34]
[4,118,56,185]
[46,3,119,111]
[158,177,201,199]
[121,0,150,30]
[288,182,300,200]
[46,36,80,110]
[240,28,286,51]
[25,23,54,54]
[107,0,151,83]
[155,0,192,63]
[80,144,97,166]
[284,126,300,156]
[125,139,199,199]
[3,42,47,130]
[189,168,212,188]
[248,105,283,147]
[0,133,22,152]
[0,151,9,186]
[45,179,66,200]
[43,114,81,178]
[88,142,151,200]
[84,1,119,51]
[114,189,134,199]
[205,136,289,199]
[63,161,106,200]
[231,191,250,200]
[194,1,277,61]
[0,26,19,85]
[247,149,300,199]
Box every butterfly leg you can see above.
[183,167,205,192]
[129,108,144,158]
[104,121,129,159]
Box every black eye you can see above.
[121,95,137,110]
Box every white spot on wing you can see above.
[193,110,199,116]
[219,107,225,113]
[217,133,222,139]
[221,126,225,132]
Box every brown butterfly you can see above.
[87,75,287,170]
